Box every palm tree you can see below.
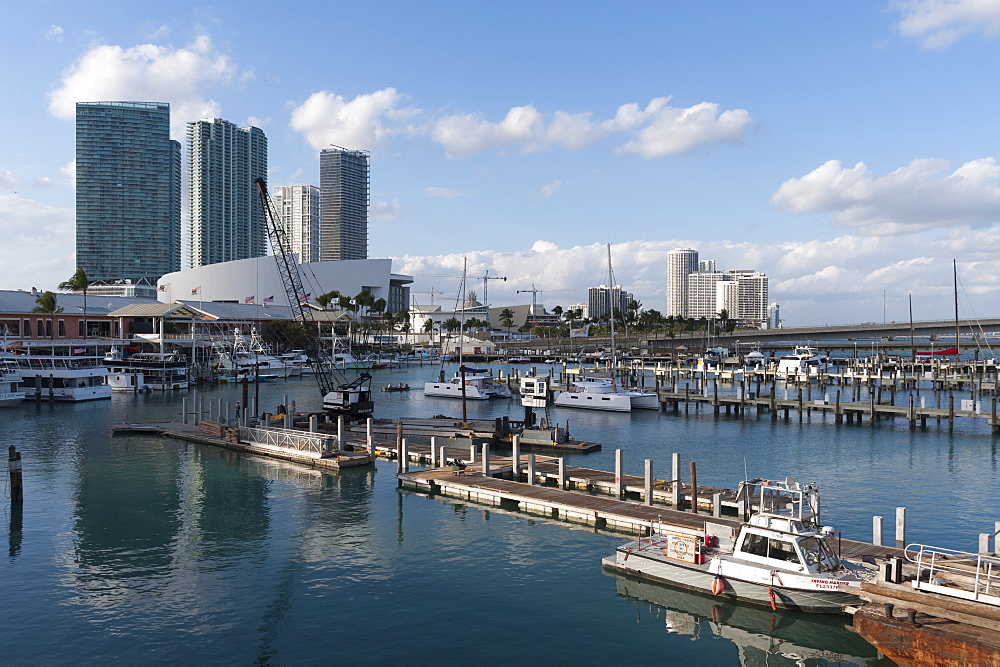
[499,307,515,344]
[32,291,63,340]
[58,268,88,339]
[315,289,341,310]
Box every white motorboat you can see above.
[4,344,111,402]
[424,366,512,400]
[0,355,26,406]
[775,346,830,377]
[603,478,870,614]
[212,328,299,381]
[103,348,189,390]
[554,377,658,412]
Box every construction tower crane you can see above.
[516,284,573,324]
[477,270,506,307]
[255,178,374,419]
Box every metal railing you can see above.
[239,425,337,455]
[906,543,1000,606]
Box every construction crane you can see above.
[254,178,374,419]
[516,284,573,324]
[410,288,445,307]
[421,271,506,306]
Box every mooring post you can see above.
[309,414,318,433]
[644,459,653,506]
[980,533,991,554]
[511,435,520,480]
[181,397,188,425]
[671,452,680,508]
[8,445,22,503]
[527,453,536,485]
[367,418,374,453]
[896,507,906,547]
[399,438,408,473]
[558,457,566,489]
[482,443,490,477]
[430,436,437,468]
[873,515,883,547]
[469,443,476,463]
[713,492,721,518]
[439,445,447,468]
[949,395,955,432]
[337,416,344,446]
[689,461,698,514]
[615,449,625,499]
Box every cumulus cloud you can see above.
[0,180,75,290]
[46,25,64,41]
[391,234,1000,326]
[894,0,1000,49]
[371,198,401,222]
[529,180,562,204]
[430,97,752,158]
[33,177,53,189]
[60,160,76,189]
[424,186,471,199]
[288,88,409,150]
[48,34,244,138]
[771,157,1000,235]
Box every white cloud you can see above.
[33,177,53,189]
[431,97,751,158]
[424,186,471,199]
[0,185,75,290]
[60,160,76,189]
[391,234,1000,326]
[288,88,407,150]
[613,101,753,158]
[529,179,562,203]
[46,25,64,41]
[894,0,1000,49]
[771,157,1000,235]
[371,198,401,222]
[48,34,244,138]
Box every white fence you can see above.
[239,425,337,455]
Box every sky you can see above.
[2,1,1000,326]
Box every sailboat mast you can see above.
[954,259,961,358]
[607,244,615,372]
[909,293,915,361]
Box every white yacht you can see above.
[4,345,111,402]
[603,478,869,614]
[775,346,830,377]
[554,377,658,412]
[213,328,299,381]
[329,338,374,370]
[424,367,513,400]
[0,355,26,406]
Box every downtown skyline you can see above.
[1,1,1000,326]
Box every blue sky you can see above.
[2,1,1000,325]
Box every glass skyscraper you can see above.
[319,147,369,261]
[187,118,268,267]
[75,101,181,281]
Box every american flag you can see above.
[298,293,311,303]
[263,295,274,303]
[157,283,169,292]
[190,286,201,296]
[244,296,255,304]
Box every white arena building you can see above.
[156,256,412,312]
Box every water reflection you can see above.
[609,573,889,666]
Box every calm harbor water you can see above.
[3,362,996,664]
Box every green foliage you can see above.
[263,320,311,350]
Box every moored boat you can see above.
[0,355,26,406]
[4,343,111,402]
[424,366,512,400]
[602,478,870,614]
[554,376,657,412]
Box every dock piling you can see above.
[712,492,721,517]
[182,397,188,425]
[527,454,536,485]
[367,418,374,453]
[690,461,698,514]
[481,444,490,477]
[873,515,883,546]
[8,445,22,503]
[644,459,653,506]
[399,439,408,473]
[615,449,624,499]
[895,507,906,547]
[558,457,566,489]
[511,435,520,480]
[671,452,680,508]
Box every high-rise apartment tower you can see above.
[319,147,369,260]
[76,101,181,281]
[666,248,698,317]
[187,118,268,267]
[272,185,321,263]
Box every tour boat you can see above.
[554,377,658,412]
[603,478,869,614]
[0,355,26,407]
[381,382,410,392]
[4,345,111,402]
[424,367,512,400]
[103,348,189,390]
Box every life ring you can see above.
[673,540,690,557]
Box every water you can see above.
[3,363,996,664]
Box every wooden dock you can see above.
[396,462,899,564]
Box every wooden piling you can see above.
[644,459,653,506]
[689,460,698,514]
[8,445,22,503]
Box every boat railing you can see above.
[239,425,338,455]
[905,543,1000,605]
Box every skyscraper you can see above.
[587,285,632,321]
[76,102,181,281]
[666,248,698,317]
[187,118,267,268]
[319,147,369,260]
[272,185,321,263]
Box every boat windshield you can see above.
[798,536,839,572]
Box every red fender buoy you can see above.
[711,575,726,596]
[767,587,777,611]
